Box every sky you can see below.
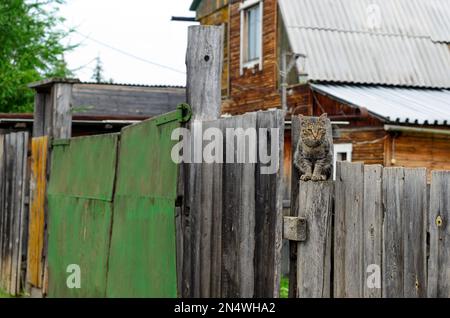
[59,0,197,86]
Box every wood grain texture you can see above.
[427,171,450,298]
[402,168,427,298]
[186,25,224,121]
[334,162,364,298]
[283,216,307,242]
[0,132,29,296]
[52,83,72,139]
[254,110,284,298]
[363,165,383,298]
[26,137,48,288]
[296,181,333,298]
[288,115,300,298]
[221,114,256,298]
[181,25,224,298]
[382,167,404,298]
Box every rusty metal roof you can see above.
[279,0,450,88]
[311,83,450,126]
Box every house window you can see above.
[333,143,353,180]
[240,0,263,74]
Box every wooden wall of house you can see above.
[197,0,313,115]
[385,132,450,180]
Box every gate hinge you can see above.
[283,216,307,242]
[155,103,192,126]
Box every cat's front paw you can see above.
[300,174,312,181]
[311,174,328,181]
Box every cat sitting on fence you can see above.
[294,113,333,181]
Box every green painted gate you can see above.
[47,106,189,297]
[106,112,183,298]
[47,133,119,297]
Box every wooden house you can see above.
[190,0,450,186]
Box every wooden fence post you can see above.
[296,180,333,298]
[428,171,450,298]
[288,116,300,298]
[26,78,76,297]
[181,25,223,297]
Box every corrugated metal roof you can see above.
[279,0,450,43]
[311,83,450,126]
[279,0,450,88]
[80,82,185,89]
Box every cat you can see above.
[293,113,332,181]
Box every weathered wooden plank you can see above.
[402,168,427,298]
[186,25,224,121]
[283,216,307,242]
[210,120,223,298]
[52,83,73,139]
[221,114,257,297]
[334,162,364,298]
[26,137,48,289]
[254,110,284,297]
[288,115,300,298]
[180,25,224,298]
[363,165,383,298]
[11,133,28,295]
[32,93,46,137]
[296,181,333,298]
[199,119,218,297]
[427,171,450,298]
[382,167,404,298]
[4,133,16,294]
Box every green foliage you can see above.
[280,276,289,298]
[0,0,73,113]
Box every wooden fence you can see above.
[179,110,285,298]
[0,132,29,296]
[291,161,450,298]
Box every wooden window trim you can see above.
[333,143,353,179]
[240,0,264,75]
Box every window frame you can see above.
[333,143,353,180]
[240,0,263,75]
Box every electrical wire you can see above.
[74,31,186,75]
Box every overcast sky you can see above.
[59,0,197,86]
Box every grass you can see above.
[280,276,289,298]
[0,289,11,298]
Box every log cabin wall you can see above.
[385,132,450,181]
[196,0,313,115]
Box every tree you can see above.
[91,56,104,83]
[0,0,73,113]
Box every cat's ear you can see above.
[319,113,328,122]
[298,114,304,123]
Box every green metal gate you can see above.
[47,106,190,297]
[106,112,183,298]
[47,133,119,297]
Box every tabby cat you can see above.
[294,113,332,181]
